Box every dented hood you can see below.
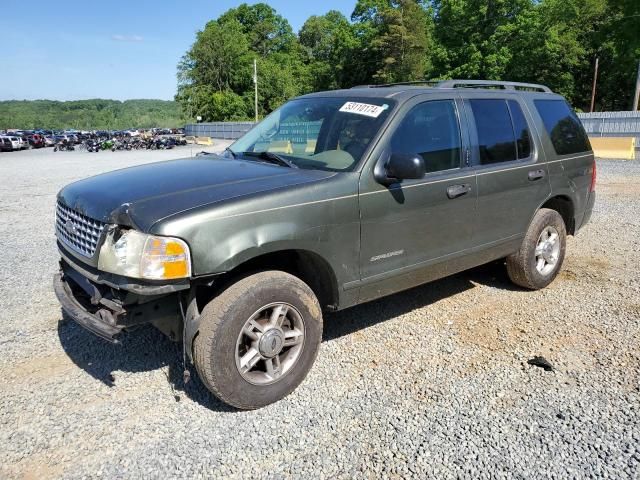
[57,156,333,232]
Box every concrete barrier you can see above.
[195,136,214,146]
[589,137,636,160]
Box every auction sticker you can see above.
[339,102,388,118]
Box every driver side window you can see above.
[391,100,462,173]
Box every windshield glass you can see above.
[230,97,395,172]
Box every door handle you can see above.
[446,183,471,199]
[528,169,546,181]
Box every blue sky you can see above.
[0,1,355,101]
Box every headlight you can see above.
[98,228,191,280]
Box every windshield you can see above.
[230,97,395,172]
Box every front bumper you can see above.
[54,272,123,343]
[54,259,184,343]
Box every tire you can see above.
[193,271,322,409]
[506,208,566,290]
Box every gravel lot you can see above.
[0,147,638,479]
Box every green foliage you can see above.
[174,0,640,120]
[369,0,433,83]
[176,2,311,122]
[218,3,297,56]
[299,11,358,90]
[0,99,183,130]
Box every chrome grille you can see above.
[55,201,107,257]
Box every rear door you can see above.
[460,93,551,248]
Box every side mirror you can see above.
[379,153,425,184]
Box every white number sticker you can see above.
[339,102,388,118]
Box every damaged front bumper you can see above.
[54,254,187,343]
[54,271,124,342]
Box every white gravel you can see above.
[0,148,638,479]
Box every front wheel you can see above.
[193,271,322,409]
[506,208,567,290]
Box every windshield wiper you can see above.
[225,147,237,158]
[241,151,298,169]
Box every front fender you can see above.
[152,187,362,290]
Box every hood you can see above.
[58,156,334,232]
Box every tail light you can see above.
[590,160,597,192]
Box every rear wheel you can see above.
[507,208,566,290]
[193,271,322,409]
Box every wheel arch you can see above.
[185,248,339,362]
[194,248,340,314]
[537,195,576,235]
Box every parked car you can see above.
[54,134,77,144]
[0,137,13,152]
[10,135,28,149]
[54,80,595,409]
[28,134,45,148]
[1,136,22,151]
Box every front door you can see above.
[357,96,477,302]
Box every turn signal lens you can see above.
[140,236,191,280]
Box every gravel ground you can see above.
[0,147,638,479]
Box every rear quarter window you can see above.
[534,99,591,155]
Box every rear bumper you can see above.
[576,191,596,233]
[54,272,123,343]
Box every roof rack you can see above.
[351,79,552,93]
[351,80,440,89]
[435,80,552,93]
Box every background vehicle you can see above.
[0,137,13,152]
[28,134,45,148]
[53,139,75,152]
[1,136,22,151]
[54,80,595,409]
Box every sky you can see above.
[0,0,355,102]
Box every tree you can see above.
[503,0,609,108]
[177,19,251,94]
[350,0,434,84]
[431,0,534,80]
[174,0,639,121]
[218,3,297,57]
[594,0,640,110]
[0,100,183,130]
[176,4,311,121]
[299,11,358,90]
[371,0,432,83]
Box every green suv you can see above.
[54,80,596,409]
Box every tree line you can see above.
[0,99,183,130]
[177,0,639,122]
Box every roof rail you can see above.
[435,80,552,93]
[351,80,440,89]
[351,79,552,93]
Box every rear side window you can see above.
[469,99,533,165]
[390,100,461,173]
[534,99,591,155]
[508,100,531,159]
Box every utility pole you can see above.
[253,59,259,122]
[633,60,640,112]
[590,56,599,113]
